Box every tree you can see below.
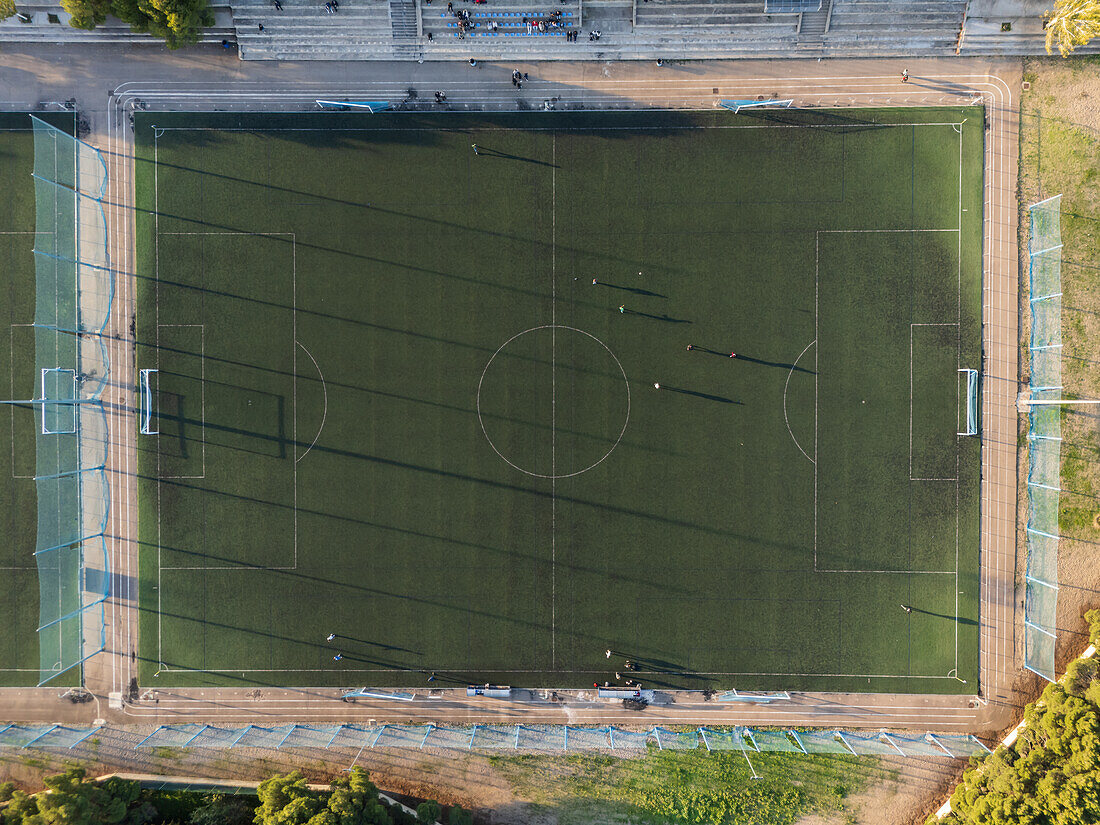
[1045,0,1100,56]
[189,794,255,825]
[1,791,38,825]
[59,0,111,29]
[0,0,16,21]
[0,768,153,825]
[253,773,323,825]
[1086,608,1100,648]
[326,768,388,825]
[414,802,440,825]
[253,769,395,825]
[936,649,1100,825]
[112,0,214,48]
[446,806,472,825]
[58,0,212,47]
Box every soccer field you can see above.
[0,111,78,687]
[135,108,982,693]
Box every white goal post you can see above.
[139,369,158,435]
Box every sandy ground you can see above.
[1019,56,1100,677]
[0,723,964,825]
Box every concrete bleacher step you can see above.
[231,0,394,39]
[830,14,961,27]
[639,0,770,6]
[634,0,800,29]
[798,0,829,35]
[389,0,419,37]
[422,2,582,41]
[827,0,965,30]
[957,32,1100,55]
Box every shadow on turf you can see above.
[732,107,890,134]
[620,308,691,324]
[139,415,775,543]
[657,384,741,405]
[133,119,705,298]
[139,531,704,638]
[470,145,559,168]
[592,281,667,299]
[139,337,679,459]
[908,607,978,626]
[688,346,815,375]
[138,260,638,374]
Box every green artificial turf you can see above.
[0,111,77,687]
[135,108,982,692]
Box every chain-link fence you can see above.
[0,723,989,760]
[1025,194,1063,682]
[30,115,113,686]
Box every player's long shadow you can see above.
[474,146,560,168]
[144,610,417,668]
[736,107,886,134]
[910,607,978,626]
[333,636,418,655]
[659,384,741,405]
[903,77,978,95]
[691,347,815,375]
[611,653,686,673]
[737,355,814,374]
[594,281,667,298]
[622,308,690,324]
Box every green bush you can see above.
[187,793,256,825]
[1086,608,1100,648]
[59,0,212,45]
[0,768,154,825]
[416,801,441,824]
[941,663,1100,825]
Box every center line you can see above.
[551,132,557,672]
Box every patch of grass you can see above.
[487,747,890,825]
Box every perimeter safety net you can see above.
[30,115,113,685]
[1025,194,1062,682]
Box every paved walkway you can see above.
[0,50,1021,737]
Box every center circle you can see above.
[477,325,630,479]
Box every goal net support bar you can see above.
[316,100,391,112]
[720,99,795,113]
[139,369,158,435]
[958,369,978,436]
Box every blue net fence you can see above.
[0,724,989,760]
[29,115,114,685]
[764,0,821,11]
[1026,194,1063,682]
[122,725,989,759]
